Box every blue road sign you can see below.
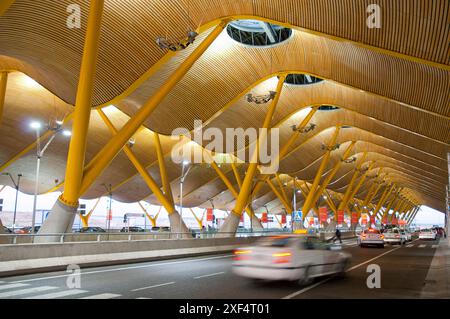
[293,211,302,222]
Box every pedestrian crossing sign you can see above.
[293,211,302,222]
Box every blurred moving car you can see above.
[383,228,407,245]
[357,228,384,248]
[419,229,437,240]
[120,226,145,233]
[76,227,106,233]
[14,226,41,234]
[232,235,351,285]
[1,226,13,234]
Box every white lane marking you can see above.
[432,245,439,249]
[418,244,426,248]
[0,286,57,298]
[131,281,175,292]
[282,278,332,299]
[136,297,152,299]
[282,245,404,299]
[80,293,121,299]
[0,283,28,291]
[406,244,415,247]
[194,272,225,279]
[24,289,88,299]
[11,255,233,284]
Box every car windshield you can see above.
[364,229,380,234]
[258,236,295,247]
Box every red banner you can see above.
[206,208,214,222]
[281,214,287,224]
[261,212,268,223]
[361,214,368,225]
[391,217,398,225]
[370,215,376,224]
[351,212,359,224]
[382,216,388,224]
[308,217,314,226]
[319,207,328,222]
[337,210,344,223]
[240,213,244,222]
[399,219,407,226]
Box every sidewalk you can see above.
[421,238,450,298]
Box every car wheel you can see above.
[298,265,313,286]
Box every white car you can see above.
[402,230,412,241]
[357,229,385,248]
[232,235,351,285]
[419,229,437,240]
[383,228,407,245]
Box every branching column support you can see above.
[138,203,161,228]
[0,0,15,16]
[154,133,174,205]
[0,72,8,125]
[374,183,395,216]
[36,0,105,242]
[337,152,368,214]
[219,74,286,234]
[79,197,101,228]
[189,208,205,229]
[345,161,376,212]
[266,179,293,214]
[79,20,229,196]
[301,126,341,218]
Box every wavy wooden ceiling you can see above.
[0,1,448,213]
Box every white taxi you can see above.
[357,228,385,248]
[232,235,351,285]
[419,229,437,240]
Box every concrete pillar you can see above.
[251,214,264,230]
[34,200,77,243]
[217,213,241,237]
[168,212,191,238]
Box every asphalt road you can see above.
[0,238,441,299]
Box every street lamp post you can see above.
[30,121,71,233]
[102,183,113,235]
[179,160,192,237]
[1,173,22,232]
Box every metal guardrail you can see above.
[0,229,293,245]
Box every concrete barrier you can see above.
[0,237,260,277]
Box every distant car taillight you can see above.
[233,249,251,261]
[272,252,292,264]
[380,235,385,239]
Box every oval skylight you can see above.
[227,20,292,47]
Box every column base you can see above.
[168,211,191,238]
[35,199,77,243]
[217,213,240,237]
[250,214,263,231]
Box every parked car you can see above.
[120,226,145,233]
[14,226,41,234]
[419,229,437,240]
[383,228,407,245]
[402,229,412,241]
[76,227,106,233]
[1,226,13,234]
[357,228,385,248]
[151,226,170,232]
[232,235,351,285]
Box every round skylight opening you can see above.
[227,20,292,47]
[284,74,324,85]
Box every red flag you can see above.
[351,212,359,224]
[391,217,398,225]
[308,217,314,226]
[370,215,376,224]
[261,213,268,223]
[319,207,328,222]
[361,214,368,225]
[382,215,388,224]
[337,210,344,223]
[206,208,214,222]
[281,214,287,224]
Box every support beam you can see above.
[0,72,8,125]
[275,174,290,208]
[97,109,190,235]
[36,0,105,242]
[139,203,161,228]
[0,0,15,16]
[79,20,228,196]
[301,126,341,217]
[189,208,205,229]
[266,179,293,214]
[219,74,286,235]
[79,197,101,228]
[344,161,377,212]
[337,152,368,213]
[374,183,396,216]
[154,133,174,205]
[230,162,242,189]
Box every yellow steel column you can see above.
[266,179,293,214]
[337,152,368,212]
[153,133,174,205]
[0,0,15,16]
[0,72,8,125]
[80,21,229,196]
[231,162,242,189]
[98,110,176,214]
[275,174,290,207]
[59,0,105,207]
[308,141,356,210]
[374,183,395,215]
[301,126,341,216]
[226,74,286,220]
[250,107,318,198]
[79,197,101,228]
[389,199,405,222]
[345,161,376,211]
[139,203,161,228]
[324,190,338,214]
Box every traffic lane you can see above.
[292,239,438,299]
[3,254,235,298]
